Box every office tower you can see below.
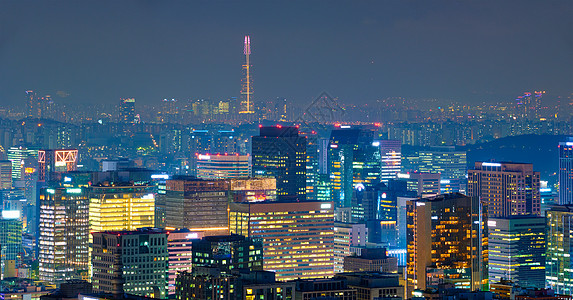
[7,146,39,181]
[251,126,306,201]
[228,178,276,202]
[380,140,402,183]
[167,229,197,296]
[91,228,168,299]
[468,162,540,217]
[89,183,155,234]
[38,187,89,284]
[240,35,254,114]
[333,222,368,273]
[301,130,319,200]
[416,147,467,193]
[192,235,263,273]
[377,180,417,249]
[343,248,398,273]
[559,138,573,204]
[163,177,229,235]
[38,149,78,181]
[397,172,441,197]
[546,205,573,294]
[0,160,12,189]
[329,128,381,207]
[229,201,335,281]
[488,216,545,288]
[26,90,39,118]
[195,153,250,179]
[118,98,136,123]
[406,194,488,295]
[0,212,23,277]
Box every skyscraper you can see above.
[559,138,573,204]
[488,216,545,288]
[91,228,168,299]
[163,177,229,235]
[229,200,335,281]
[546,205,573,294]
[195,153,250,179]
[416,147,467,193]
[0,160,12,189]
[380,140,402,183]
[251,126,306,201]
[240,35,254,114]
[7,146,39,181]
[396,172,441,197]
[0,212,23,276]
[406,194,488,295]
[328,128,381,207]
[468,162,540,217]
[39,186,89,284]
[118,98,136,123]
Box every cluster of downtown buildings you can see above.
[1,120,573,300]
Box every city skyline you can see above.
[0,1,572,106]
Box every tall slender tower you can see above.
[240,35,254,114]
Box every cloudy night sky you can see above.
[0,0,572,106]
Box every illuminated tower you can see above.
[240,35,254,114]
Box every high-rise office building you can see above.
[91,228,168,299]
[329,128,381,207]
[251,126,306,201]
[163,177,229,235]
[468,162,540,217]
[118,98,136,124]
[380,140,402,183]
[228,178,276,202]
[38,149,78,181]
[396,172,441,197]
[559,139,573,204]
[546,205,573,294]
[333,222,368,274]
[166,229,196,296]
[192,235,263,273]
[488,216,545,288]
[301,130,319,200]
[0,212,23,276]
[406,194,488,295]
[89,183,155,234]
[229,201,335,281]
[195,153,250,179]
[7,146,39,181]
[417,147,467,193]
[0,160,12,189]
[39,187,89,284]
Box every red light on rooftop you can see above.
[277,124,282,128]
[258,124,262,128]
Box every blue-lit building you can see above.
[559,138,573,205]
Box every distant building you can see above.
[38,149,78,181]
[39,187,89,284]
[397,172,441,197]
[406,193,488,295]
[0,212,23,277]
[336,272,404,300]
[91,228,168,299]
[488,216,545,288]
[192,234,263,273]
[251,126,306,201]
[195,153,250,179]
[118,98,136,124]
[343,248,398,273]
[546,205,573,294]
[0,160,12,189]
[166,229,197,296]
[7,147,39,181]
[416,147,467,193]
[229,200,334,281]
[468,162,540,217]
[227,178,276,202]
[328,128,381,207]
[163,177,229,235]
[333,222,368,273]
[559,139,573,205]
[294,278,356,300]
[380,140,402,183]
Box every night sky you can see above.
[0,1,571,106]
